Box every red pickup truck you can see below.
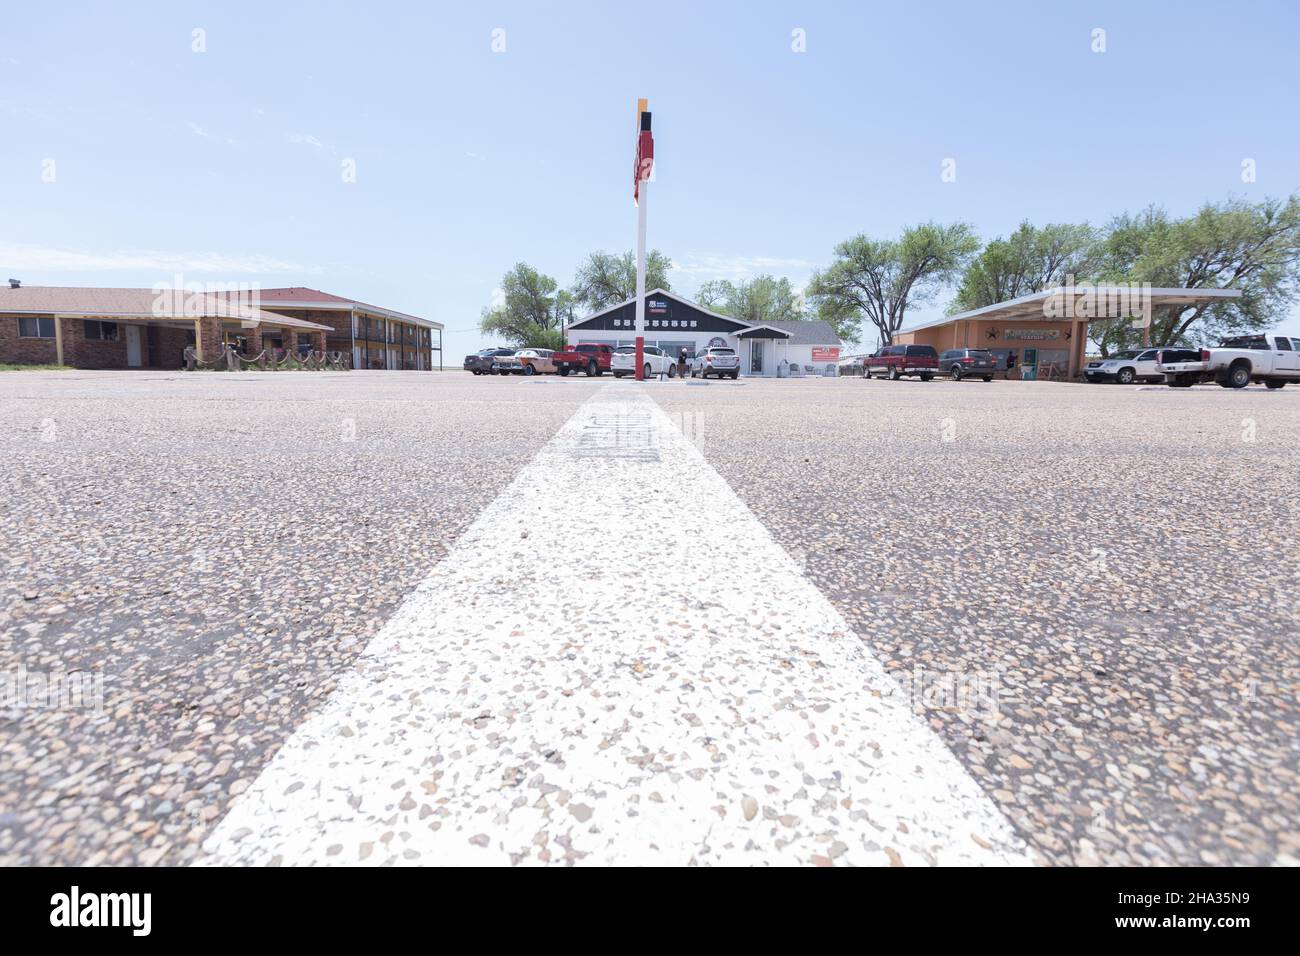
[865,344,938,381]
[552,342,613,376]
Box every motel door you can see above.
[125,325,143,367]
[750,340,763,374]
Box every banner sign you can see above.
[1005,329,1061,341]
[811,347,841,362]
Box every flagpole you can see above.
[634,176,647,381]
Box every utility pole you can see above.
[633,98,654,381]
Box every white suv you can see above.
[611,345,677,378]
[1084,348,1164,384]
[692,346,740,379]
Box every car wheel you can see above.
[1227,361,1252,389]
[951,365,963,381]
[667,364,676,378]
[730,371,738,379]
[919,373,933,382]
[887,366,900,381]
[613,371,625,378]
[1168,378,1193,388]
[643,363,651,379]
[587,361,598,377]
[523,364,535,376]
[982,376,992,382]
[1265,380,1286,390]
[557,366,569,377]
[1116,367,1135,385]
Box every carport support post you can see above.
[634,177,647,381]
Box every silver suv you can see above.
[692,346,739,379]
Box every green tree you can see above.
[1094,195,1300,347]
[695,275,802,323]
[479,262,567,349]
[952,222,1100,313]
[807,222,979,345]
[570,249,673,312]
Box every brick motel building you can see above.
[0,284,443,371]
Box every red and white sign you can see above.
[811,347,841,362]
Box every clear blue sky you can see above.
[3,0,1297,360]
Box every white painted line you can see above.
[198,386,1031,866]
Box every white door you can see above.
[125,325,143,367]
[1274,336,1300,376]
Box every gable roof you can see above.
[567,288,750,330]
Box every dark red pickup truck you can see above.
[552,342,613,376]
[865,344,938,381]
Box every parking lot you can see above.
[1,370,1296,865]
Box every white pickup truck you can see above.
[1159,333,1300,389]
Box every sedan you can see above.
[496,348,556,376]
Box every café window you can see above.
[83,320,119,341]
[18,316,55,339]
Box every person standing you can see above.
[1006,349,1018,379]
[678,347,689,379]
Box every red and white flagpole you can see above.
[633,99,654,381]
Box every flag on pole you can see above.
[634,106,653,206]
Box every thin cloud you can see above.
[287,132,326,149]
[0,243,320,275]
[672,254,817,283]
[188,121,239,146]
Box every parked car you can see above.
[611,345,678,378]
[464,347,515,375]
[938,348,997,381]
[1084,348,1167,384]
[1159,333,1300,389]
[691,346,740,379]
[865,344,937,381]
[552,342,614,376]
[496,348,556,376]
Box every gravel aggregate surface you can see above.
[3,369,1296,866]
[0,370,598,865]
[650,376,1299,866]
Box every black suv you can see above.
[939,348,997,381]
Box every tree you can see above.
[479,262,567,349]
[1094,195,1300,347]
[807,222,979,345]
[695,275,803,324]
[570,250,673,313]
[952,222,1100,313]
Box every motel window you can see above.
[83,320,119,341]
[18,316,55,339]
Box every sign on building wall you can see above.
[707,336,728,348]
[811,347,841,361]
[1005,329,1061,341]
